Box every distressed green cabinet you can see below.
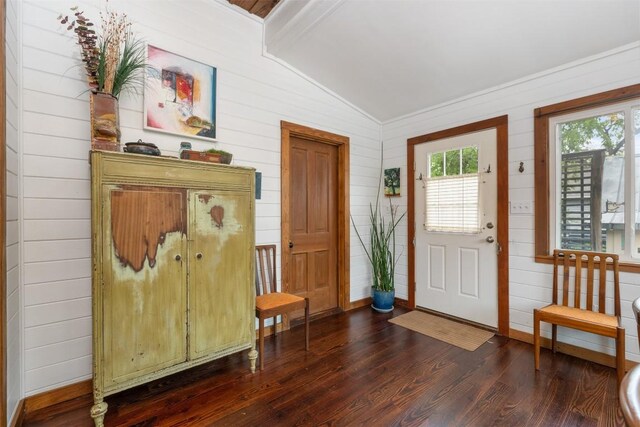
[90,151,257,426]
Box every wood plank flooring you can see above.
[24,307,624,426]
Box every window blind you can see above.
[425,174,479,233]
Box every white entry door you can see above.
[414,128,498,327]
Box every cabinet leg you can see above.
[249,349,258,373]
[91,400,108,427]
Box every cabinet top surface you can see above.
[90,150,256,172]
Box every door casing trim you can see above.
[280,121,350,314]
[1,0,8,423]
[407,115,509,336]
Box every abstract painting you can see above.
[145,45,217,140]
[384,168,401,196]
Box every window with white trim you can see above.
[549,100,640,260]
[425,146,480,233]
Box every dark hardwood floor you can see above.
[25,307,624,426]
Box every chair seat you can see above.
[256,292,305,312]
[538,304,619,328]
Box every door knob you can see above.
[289,241,294,249]
[175,254,182,261]
[486,236,495,243]
[196,253,203,260]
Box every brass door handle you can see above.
[486,236,495,243]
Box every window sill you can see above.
[534,255,640,273]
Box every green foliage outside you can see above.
[430,146,478,177]
[559,111,640,155]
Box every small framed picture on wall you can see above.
[384,168,400,197]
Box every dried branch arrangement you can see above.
[58,6,146,99]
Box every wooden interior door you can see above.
[288,136,339,316]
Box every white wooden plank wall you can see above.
[19,0,381,395]
[6,0,21,423]
[381,43,640,362]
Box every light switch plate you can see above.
[510,200,533,214]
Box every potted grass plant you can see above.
[59,6,146,151]
[352,167,405,313]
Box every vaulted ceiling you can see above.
[239,0,640,122]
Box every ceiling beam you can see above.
[228,0,280,19]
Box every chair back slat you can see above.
[255,247,262,294]
[574,256,582,308]
[254,261,258,295]
[599,256,606,313]
[562,253,570,306]
[552,256,559,305]
[255,244,277,296]
[633,297,640,348]
[614,257,620,316]
[586,257,594,310]
[256,247,269,295]
[553,249,619,316]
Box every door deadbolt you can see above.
[486,222,494,229]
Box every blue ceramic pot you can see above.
[372,287,395,313]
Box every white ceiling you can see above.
[264,0,640,122]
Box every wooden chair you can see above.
[255,244,309,370]
[533,249,625,383]
[633,297,640,347]
[620,297,640,426]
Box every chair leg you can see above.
[304,298,310,351]
[273,316,278,336]
[552,324,557,354]
[533,309,541,371]
[259,317,265,371]
[616,326,626,385]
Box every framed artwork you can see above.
[145,45,217,140]
[384,168,401,196]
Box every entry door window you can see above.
[425,146,480,233]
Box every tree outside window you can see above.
[555,107,640,257]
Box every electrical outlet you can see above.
[510,201,533,214]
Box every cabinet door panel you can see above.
[103,185,188,385]
[189,191,253,358]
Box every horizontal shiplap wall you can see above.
[6,0,21,423]
[21,0,380,394]
[382,43,640,362]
